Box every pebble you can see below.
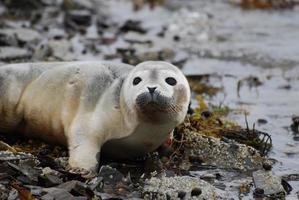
[177,191,186,199]
[191,187,202,196]
[66,10,92,27]
[262,163,272,171]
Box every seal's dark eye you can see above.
[133,77,142,85]
[165,77,177,86]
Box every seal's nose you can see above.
[147,87,157,94]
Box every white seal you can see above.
[0,61,190,176]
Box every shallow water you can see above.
[180,1,299,198]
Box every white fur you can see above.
[0,61,190,172]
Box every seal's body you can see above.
[0,61,190,174]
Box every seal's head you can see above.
[121,61,190,125]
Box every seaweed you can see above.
[175,96,272,156]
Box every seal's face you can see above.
[122,61,190,124]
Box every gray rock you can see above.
[25,185,45,196]
[2,0,42,10]
[143,176,219,200]
[0,150,34,161]
[41,188,75,200]
[98,165,124,184]
[58,180,86,194]
[0,184,9,200]
[87,176,103,191]
[47,39,72,60]
[252,169,285,196]
[0,47,31,61]
[65,10,92,27]
[63,0,94,10]
[0,30,18,46]
[0,28,41,44]
[7,158,41,182]
[42,174,63,186]
[7,188,18,200]
[183,131,264,171]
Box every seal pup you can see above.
[0,61,190,176]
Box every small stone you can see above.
[191,187,202,196]
[38,174,63,187]
[120,20,147,34]
[173,35,180,41]
[98,166,124,185]
[257,118,268,125]
[66,10,92,27]
[201,110,213,118]
[177,191,186,199]
[262,163,272,171]
[253,188,264,198]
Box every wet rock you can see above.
[201,110,213,119]
[120,20,147,34]
[101,32,117,45]
[257,118,268,125]
[183,131,264,171]
[177,190,186,199]
[0,31,18,46]
[25,185,45,196]
[253,188,264,198]
[65,10,92,27]
[98,165,124,184]
[282,173,299,181]
[252,169,285,196]
[0,28,41,45]
[144,156,164,174]
[291,115,299,133]
[7,188,18,200]
[57,180,88,196]
[41,187,75,200]
[2,0,42,10]
[62,0,94,11]
[39,174,63,187]
[46,39,72,60]
[262,163,272,171]
[87,176,103,191]
[143,176,219,199]
[0,184,9,200]
[7,158,41,183]
[191,187,202,196]
[0,47,31,61]
[0,150,34,161]
[55,157,69,169]
[121,48,175,65]
[47,28,66,40]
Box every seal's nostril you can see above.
[148,87,157,94]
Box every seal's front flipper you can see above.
[68,138,101,176]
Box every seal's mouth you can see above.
[135,92,181,113]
